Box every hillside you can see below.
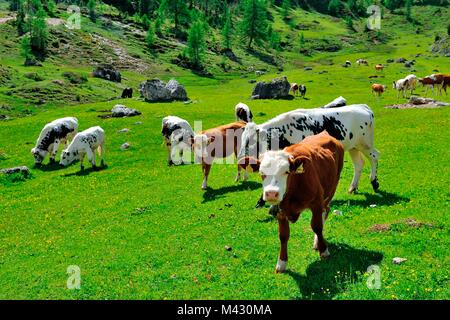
[0,0,449,119]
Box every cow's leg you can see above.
[50,141,60,163]
[80,153,85,170]
[179,148,184,165]
[86,148,96,168]
[348,149,364,194]
[311,206,329,258]
[276,213,290,273]
[202,163,211,190]
[313,211,329,251]
[165,138,173,166]
[255,194,266,209]
[98,144,105,167]
[361,148,380,192]
[235,164,242,182]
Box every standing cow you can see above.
[238,104,380,207]
[393,74,417,98]
[60,126,105,171]
[235,103,253,123]
[245,131,344,272]
[371,84,386,96]
[192,121,247,190]
[162,116,195,166]
[31,117,78,165]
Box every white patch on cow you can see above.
[259,151,291,204]
[276,259,287,273]
[193,134,209,159]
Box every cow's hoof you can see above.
[49,158,56,164]
[201,185,208,190]
[80,166,85,171]
[371,178,380,192]
[348,186,357,194]
[275,259,287,273]
[320,249,330,259]
[92,165,98,171]
[168,161,174,166]
[255,199,266,209]
[101,161,105,167]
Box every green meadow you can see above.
[0,2,449,299]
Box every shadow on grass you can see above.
[287,243,383,300]
[61,164,108,177]
[332,190,410,208]
[202,181,261,203]
[33,162,64,172]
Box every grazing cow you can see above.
[246,131,344,272]
[299,84,307,98]
[393,74,417,98]
[60,126,105,171]
[290,83,299,96]
[356,59,369,66]
[238,104,380,207]
[192,122,246,190]
[121,88,133,98]
[321,96,347,109]
[162,116,194,166]
[343,60,352,68]
[235,103,253,123]
[31,117,78,165]
[371,84,386,96]
[375,64,384,71]
[255,70,265,77]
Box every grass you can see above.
[0,4,449,300]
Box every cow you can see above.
[371,84,386,96]
[238,104,380,207]
[393,74,417,98]
[356,59,369,66]
[191,121,247,190]
[290,83,299,96]
[375,64,384,71]
[321,96,347,109]
[246,131,344,272]
[299,84,306,98]
[235,103,253,123]
[430,73,450,95]
[418,76,438,96]
[31,117,78,165]
[343,60,351,68]
[121,88,133,98]
[60,126,105,171]
[162,116,194,166]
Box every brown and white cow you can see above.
[430,73,450,95]
[375,64,384,71]
[356,59,369,66]
[418,76,438,96]
[244,131,344,272]
[371,84,386,96]
[192,121,247,190]
[290,83,299,96]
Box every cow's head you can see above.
[31,147,47,165]
[259,151,306,204]
[59,149,78,167]
[191,134,215,159]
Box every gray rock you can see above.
[404,61,414,68]
[139,78,188,102]
[248,79,257,84]
[1,166,30,176]
[304,66,313,71]
[392,257,407,264]
[386,58,394,63]
[93,64,121,82]
[134,121,142,125]
[396,57,407,63]
[251,76,291,99]
[120,142,130,150]
[118,128,130,133]
[111,104,141,118]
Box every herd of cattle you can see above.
[28,67,447,273]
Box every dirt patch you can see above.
[0,15,15,24]
[386,97,450,109]
[368,218,433,233]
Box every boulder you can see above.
[396,57,407,63]
[111,104,141,117]
[1,166,30,176]
[93,64,121,82]
[251,76,291,99]
[139,78,188,102]
[24,57,42,67]
[386,58,394,63]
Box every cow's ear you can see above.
[289,155,306,174]
[207,136,216,144]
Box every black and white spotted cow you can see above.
[60,126,105,170]
[162,116,195,166]
[235,102,253,123]
[238,104,380,207]
[31,117,78,165]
